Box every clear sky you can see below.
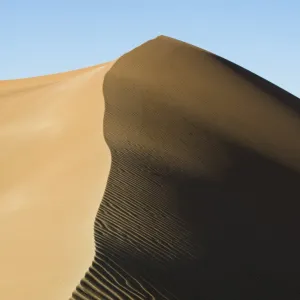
[1,0,299,97]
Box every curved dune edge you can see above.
[72,36,300,300]
[0,62,114,300]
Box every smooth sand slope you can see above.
[0,63,113,300]
[1,35,300,300]
[72,36,300,300]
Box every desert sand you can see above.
[1,36,300,300]
[0,62,113,300]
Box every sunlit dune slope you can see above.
[0,62,113,300]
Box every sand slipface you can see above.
[1,36,300,300]
[72,36,300,300]
[0,63,113,300]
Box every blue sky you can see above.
[1,0,299,97]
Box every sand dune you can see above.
[1,36,300,300]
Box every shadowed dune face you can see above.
[73,36,300,299]
[0,64,112,300]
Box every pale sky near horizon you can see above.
[1,1,300,97]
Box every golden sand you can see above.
[1,36,299,299]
